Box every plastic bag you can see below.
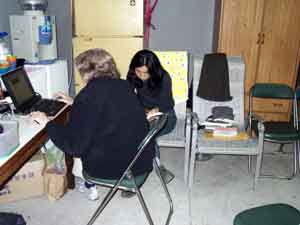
[43,140,67,201]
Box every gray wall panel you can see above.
[149,0,215,55]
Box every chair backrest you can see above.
[249,83,294,123]
[123,113,168,174]
[154,51,189,119]
[192,55,245,129]
[250,83,294,99]
[295,86,300,100]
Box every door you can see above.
[253,0,300,120]
[73,0,144,37]
[255,0,300,84]
[218,0,264,102]
[73,37,143,93]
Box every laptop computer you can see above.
[1,67,66,117]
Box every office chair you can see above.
[248,83,300,179]
[82,113,173,225]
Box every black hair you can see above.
[127,49,167,93]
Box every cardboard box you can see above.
[0,152,45,203]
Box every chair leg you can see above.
[248,155,252,174]
[154,160,174,225]
[298,141,300,172]
[125,172,155,225]
[86,187,118,225]
[188,187,193,225]
[277,143,285,153]
[255,141,297,180]
[253,147,263,190]
[292,142,298,176]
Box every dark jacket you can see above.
[134,73,175,113]
[196,53,232,102]
[46,77,155,179]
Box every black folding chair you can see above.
[83,113,173,225]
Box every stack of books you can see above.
[213,127,238,137]
[200,118,239,137]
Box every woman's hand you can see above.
[30,111,50,127]
[146,107,159,121]
[54,92,74,105]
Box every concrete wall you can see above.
[0,1,73,93]
[0,1,20,33]
[47,0,73,93]
[149,0,215,55]
[0,1,72,63]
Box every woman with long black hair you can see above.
[127,49,177,185]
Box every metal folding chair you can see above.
[83,113,173,225]
[248,83,300,179]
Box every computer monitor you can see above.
[1,67,37,111]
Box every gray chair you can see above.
[188,55,264,189]
[83,114,173,225]
[192,55,245,130]
[185,55,263,225]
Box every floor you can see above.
[1,143,300,225]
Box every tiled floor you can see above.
[1,143,300,225]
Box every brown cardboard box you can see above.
[0,152,45,203]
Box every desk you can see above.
[0,106,74,188]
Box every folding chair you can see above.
[82,113,173,225]
[248,83,300,179]
[234,203,300,225]
[294,86,300,170]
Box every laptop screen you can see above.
[1,67,36,111]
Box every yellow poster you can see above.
[155,51,188,104]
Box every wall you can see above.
[0,1,72,65]
[0,1,20,33]
[0,1,73,93]
[0,0,216,93]
[149,0,215,55]
[47,0,73,93]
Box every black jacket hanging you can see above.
[196,53,232,102]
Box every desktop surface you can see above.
[0,104,71,188]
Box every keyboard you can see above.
[30,99,66,117]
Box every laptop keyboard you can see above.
[30,99,66,117]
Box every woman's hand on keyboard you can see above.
[54,92,74,105]
[29,111,50,127]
